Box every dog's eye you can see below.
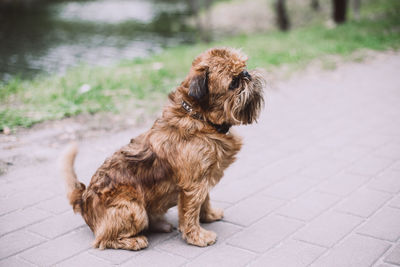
[229,76,240,91]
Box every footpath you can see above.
[1,52,400,266]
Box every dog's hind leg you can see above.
[93,199,149,251]
[200,194,224,223]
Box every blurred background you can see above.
[0,0,392,80]
[1,0,197,80]
[0,0,399,130]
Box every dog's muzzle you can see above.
[241,70,252,81]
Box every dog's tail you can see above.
[61,143,86,214]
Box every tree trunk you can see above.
[311,0,320,11]
[332,0,347,24]
[353,0,360,20]
[275,0,290,31]
[188,0,213,42]
[202,0,213,42]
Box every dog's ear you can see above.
[189,71,208,102]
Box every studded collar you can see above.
[181,100,231,134]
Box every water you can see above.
[0,0,197,81]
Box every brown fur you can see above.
[61,47,265,250]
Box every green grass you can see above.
[1,0,399,130]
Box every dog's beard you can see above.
[229,70,265,125]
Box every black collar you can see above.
[181,100,232,134]
[207,121,232,134]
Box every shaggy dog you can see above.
[62,47,265,250]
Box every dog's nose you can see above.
[242,70,252,80]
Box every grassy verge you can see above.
[1,0,399,130]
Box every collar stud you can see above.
[181,100,231,134]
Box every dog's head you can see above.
[184,47,265,126]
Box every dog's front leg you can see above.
[200,194,224,223]
[178,187,217,247]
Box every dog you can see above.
[61,47,265,250]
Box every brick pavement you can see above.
[1,52,400,266]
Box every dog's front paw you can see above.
[201,207,224,223]
[183,227,217,247]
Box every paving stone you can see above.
[317,173,370,196]
[40,181,65,196]
[157,221,241,259]
[0,230,46,259]
[317,133,355,149]
[88,246,141,264]
[275,134,314,152]
[309,123,342,140]
[1,167,58,196]
[391,161,400,171]
[0,189,54,215]
[374,143,400,159]
[331,145,372,162]
[336,188,392,217]
[27,211,85,239]
[277,191,340,221]
[222,155,263,182]
[147,231,179,249]
[189,244,255,267]
[368,169,400,193]
[0,256,36,267]
[310,234,390,267]
[121,249,187,267]
[355,134,392,148]
[211,173,279,203]
[357,207,400,241]
[227,215,303,253]
[389,195,400,209]
[0,208,51,236]
[211,200,232,209]
[257,153,318,180]
[224,194,286,226]
[298,157,350,180]
[384,244,400,265]
[0,181,17,198]
[380,123,400,135]
[203,221,243,241]
[20,227,92,266]
[235,148,288,171]
[293,211,363,248]
[262,175,318,200]
[347,156,394,177]
[156,234,209,259]
[295,146,331,166]
[34,195,71,215]
[56,252,111,267]
[252,239,326,267]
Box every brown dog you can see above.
[61,47,265,250]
